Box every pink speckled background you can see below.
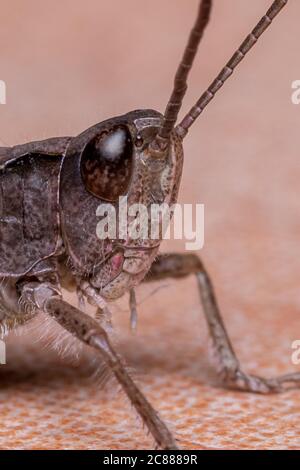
[0,0,300,450]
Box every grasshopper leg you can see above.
[129,289,138,333]
[20,281,178,450]
[145,253,300,394]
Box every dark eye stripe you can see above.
[81,126,133,201]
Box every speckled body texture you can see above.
[0,139,69,276]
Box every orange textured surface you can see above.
[0,0,300,450]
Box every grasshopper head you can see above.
[79,110,183,299]
[60,109,183,300]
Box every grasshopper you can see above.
[0,0,298,450]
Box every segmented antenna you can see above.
[151,0,212,152]
[177,0,288,137]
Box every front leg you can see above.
[20,281,178,450]
[145,253,300,393]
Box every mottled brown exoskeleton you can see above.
[0,0,298,450]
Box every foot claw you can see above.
[223,367,283,394]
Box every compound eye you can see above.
[81,126,133,201]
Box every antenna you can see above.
[177,0,288,138]
[151,0,212,152]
